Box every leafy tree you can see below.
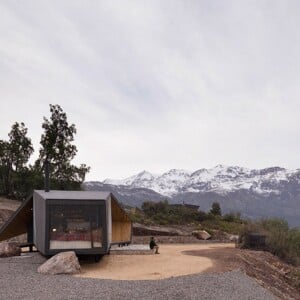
[0,140,11,195]
[210,202,222,216]
[223,212,242,223]
[141,200,204,225]
[37,104,90,189]
[0,122,33,197]
[8,122,34,173]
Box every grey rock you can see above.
[0,242,21,257]
[229,235,239,242]
[192,230,211,240]
[37,251,80,275]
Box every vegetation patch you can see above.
[239,218,300,266]
[130,200,300,268]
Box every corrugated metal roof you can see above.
[34,190,111,200]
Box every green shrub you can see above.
[223,212,242,223]
[202,218,245,235]
[210,202,222,216]
[238,218,300,266]
[140,200,208,225]
[287,229,300,266]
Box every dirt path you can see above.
[78,243,233,280]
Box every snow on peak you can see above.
[102,166,298,196]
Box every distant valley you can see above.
[83,165,300,227]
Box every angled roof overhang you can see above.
[111,193,132,222]
[34,190,111,200]
[0,195,33,242]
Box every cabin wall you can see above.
[111,197,132,244]
[33,192,46,254]
[112,221,132,242]
[106,197,112,247]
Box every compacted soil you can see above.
[78,243,300,299]
[78,243,224,280]
[184,246,300,300]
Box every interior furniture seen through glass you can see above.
[49,204,103,250]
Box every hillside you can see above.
[84,165,300,226]
[0,197,20,226]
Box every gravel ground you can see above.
[0,253,275,300]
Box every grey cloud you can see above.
[0,1,299,180]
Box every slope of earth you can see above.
[184,247,300,300]
[0,197,26,243]
[0,197,20,226]
[0,197,20,212]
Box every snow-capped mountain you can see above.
[102,165,300,197]
[84,165,300,227]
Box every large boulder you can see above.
[229,234,239,242]
[192,230,211,240]
[37,251,81,275]
[0,242,21,257]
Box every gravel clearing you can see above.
[0,253,275,300]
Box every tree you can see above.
[0,122,33,197]
[8,122,34,173]
[37,104,90,188]
[210,202,222,216]
[0,140,11,195]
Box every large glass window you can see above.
[49,204,103,250]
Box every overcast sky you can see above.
[0,1,299,181]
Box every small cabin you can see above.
[0,190,132,257]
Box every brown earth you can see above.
[184,247,300,300]
[78,243,299,299]
[0,208,14,226]
[0,197,20,211]
[0,197,20,226]
[0,197,26,243]
[0,197,21,227]
[78,244,225,280]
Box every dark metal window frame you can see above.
[45,199,107,255]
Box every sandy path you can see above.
[77,243,234,280]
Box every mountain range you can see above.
[83,165,300,227]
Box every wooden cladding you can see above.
[111,221,131,242]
